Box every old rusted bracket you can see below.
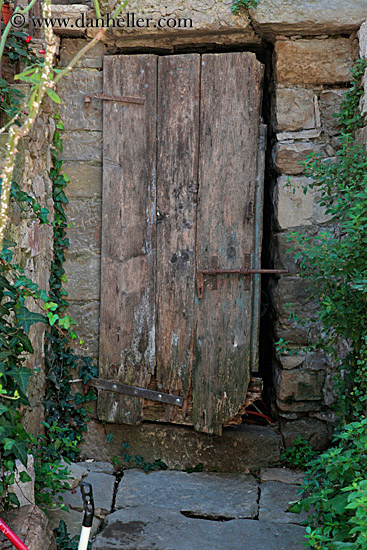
[196,260,288,298]
[88,378,184,407]
[84,93,145,108]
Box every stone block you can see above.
[93,507,306,550]
[356,126,367,148]
[272,226,320,273]
[274,142,324,175]
[61,471,115,518]
[276,88,316,132]
[59,38,105,68]
[57,69,103,131]
[61,131,102,162]
[89,0,257,46]
[259,481,306,524]
[275,38,356,86]
[359,22,367,119]
[0,505,56,550]
[64,250,101,300]
[274,176,330,229]
[274,366,325,405]
[281,417,331,450]
[319,90,345,136]
[63,161,102,198]
[115,469,259,519]
[60,460,88,490]
[77,461,114,475]
[80,422,281,472]
[251,0,367,35]
[48,507,101,539]
[260,468,303,485]
[51,4,89,36]
[270,276,320,345]
[7,455,35,507]
[67,300,100,356]
[277,351,327,372]
[65,198,102,252]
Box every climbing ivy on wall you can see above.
[44,115,97,455]
[0,118,97,509]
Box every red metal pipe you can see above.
[0,517,31,550]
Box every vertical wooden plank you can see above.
[155,54,200,422]
[193,52,264,435]
[98,55,157,424]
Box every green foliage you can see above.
[53,520,89,550]
[31,421,80,511]
[45,115,97,460]
[231,0,259,14]
[0,117,96,509]
[0,28,41,124]
[281,437,316,471]
[291,419,367,549]
[111,441,168,473]
[283,58,367,550]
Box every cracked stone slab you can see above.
[77,460,114,475]
[115,469,258,520]
[260,468,304,486]
[93,507,306,550]
[259,482,307,524]
[61,471,115,517]
[48,507,101,539]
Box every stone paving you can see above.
[50,462,307,550]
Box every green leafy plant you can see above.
[53,520,90,550]
[283,57,367,549]
[231,0,259,14]
[112,441,168,473]
[291,419,367,549]
[281,437,316,471]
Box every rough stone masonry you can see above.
[14,0,366,462]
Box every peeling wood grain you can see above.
[155,54,200,424]
[193,53,264,435]
[98,55,157,424]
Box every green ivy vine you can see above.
[231,0,259,14]
[0,117,96,510]
[44,115,97,457]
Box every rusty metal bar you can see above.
[199,268,288,275]
[196,267,288,298]
[88,378,184,407]
[85,93,145,108]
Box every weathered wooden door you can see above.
[98,52,264,435]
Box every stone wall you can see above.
[52,0,367,452]
[270,34,358,447]
[3,101,55,434]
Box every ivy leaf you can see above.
[7,493,20,507]
[46,88,61,104]
[8,367,32,395]
[19,471,32,483]
[16,306,47,334]
[10,440,28,466]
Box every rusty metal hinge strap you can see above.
[85,93,145,107]
[196,268,288,298]
[89,378,184,407]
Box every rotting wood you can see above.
[155,54,201,425]
[193,52,264,435]
[98,52,265,434]
[223,378,264,427]
[98,54,157,424]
